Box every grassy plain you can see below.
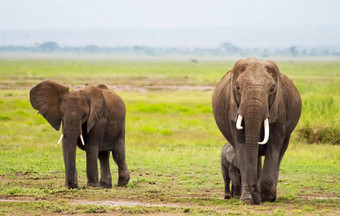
[0,59,339,215]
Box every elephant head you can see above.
[30,80,105,188]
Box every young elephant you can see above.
[221,143,241,199]
[30,81,130,189]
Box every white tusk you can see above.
[258,118,269,145]
[80,134,85,145]
[236,115,243,130]
[58,134,63,144]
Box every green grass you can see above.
[0,59,233,87]
[0,59,339,215]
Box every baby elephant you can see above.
[30,81,130,189]
[221,143,241,199]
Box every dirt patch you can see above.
[0,197,36,202]
[0,79,214,92]
[0,198,181,208]
[302,196,340,200]
[72,200,181,208]
[69,83,214,93]
[105,84,214,92]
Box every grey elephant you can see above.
[212,57,301,204]
[221,143,241,199]
[30,81,130,189]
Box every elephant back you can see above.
[101,89,126,121]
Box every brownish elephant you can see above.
[30,81,130,189]
[212,57,301,204]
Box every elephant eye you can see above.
[270,87,275,92]
[236,85,240,91]
[82,113,87,119]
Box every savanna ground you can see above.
[0,58,339,215]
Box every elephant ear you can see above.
[226,144,239,169]
[269,82,283,123]
[30,80,69,130]
[212,71,238,122]
[96,84,109,90]
[228,60,248,122]
[228,72,239,122]
[268,61,282,123]
[82,85,105,133]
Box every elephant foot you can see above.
[239,192,252,204]
[260,183,277,202]
[239,184,261,205]
[65,183,78,189]
[233,185,242,199]
[249,184,261,205]
[239,196,252,204]
[261,190,277,202]
[87,181,100,187]
[118,174,130,186]
[100,181,112,188]
[65,173,78,189]
[224,192,232,199]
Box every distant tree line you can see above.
[0,41,339,57]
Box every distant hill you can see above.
[0,26,339,49]
[0,41,338,57]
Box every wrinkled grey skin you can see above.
[212,57,301,204]
[30,81,130,189]
[221,143,241,199]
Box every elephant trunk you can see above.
[241,90,268,204]
[244,116,261,182]
[63,138,78,188]
[244,111,262,204]
[62,116,82,189]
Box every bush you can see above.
[298,127,340,144]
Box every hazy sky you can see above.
[1,0,339,29]
[0,0,339,48]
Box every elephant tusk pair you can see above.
[57,134,85,146]
[235,115,269,145]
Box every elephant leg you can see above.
[112,132,130,186]
[278,137,290,167]
[98,151,112,188]
[221,162,231,199]
[261,137,290,200]
[259,141,282,202]
[229,165,241,199]
[85,144,99,187]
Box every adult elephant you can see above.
[30,81,130,189]
[212,57,301,204]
